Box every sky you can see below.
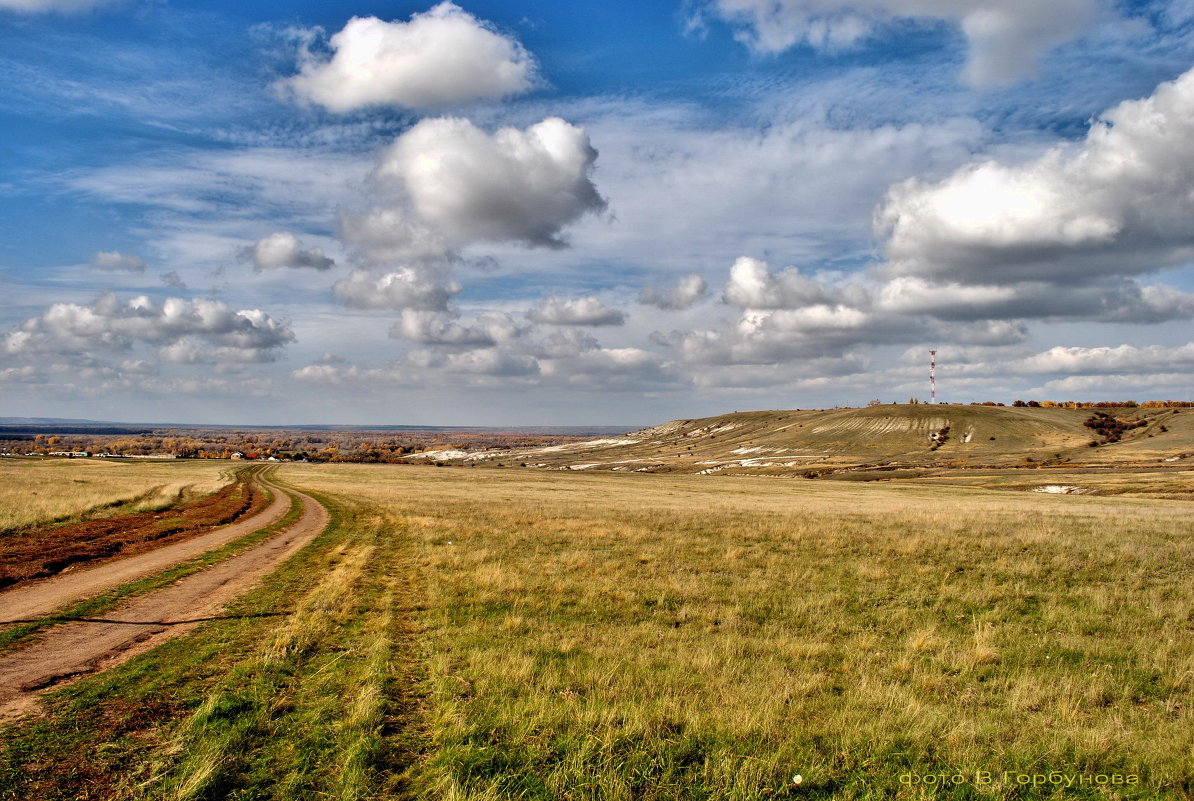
[3,0,1194,425]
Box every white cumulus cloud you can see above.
[526,296,626,326]
[239,232,335,271]
[391,309,522,346]
[722,256,832,309]
[281,3,539,112]
[3,294,295,363]
[369,116,605,252]
[332,268,460,311]
[878,65,1194,286]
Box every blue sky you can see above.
[3,0,1194,424]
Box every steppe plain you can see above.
[0,404,1191,800]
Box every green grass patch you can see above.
[0,488,427,801]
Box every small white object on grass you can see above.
[793,774,803,785]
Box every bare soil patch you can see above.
[0,469,268,591]
[0,470,290,625]
[0,483,328,719]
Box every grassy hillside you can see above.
[424,404,1194,474]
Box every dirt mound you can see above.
[0,471,267,591]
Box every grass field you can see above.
[0,458,234,533]
[1,459,1192,799]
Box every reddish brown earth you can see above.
[0,475,328,719]
[0,469,291,626]
[0,468,270,591]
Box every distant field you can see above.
[0,458,234,532]
[1,461,1191,799]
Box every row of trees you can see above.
[1,429,588,463]
[871,399,1192,409]
[992,400,1194,409]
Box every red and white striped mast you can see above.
[929,349,937,403]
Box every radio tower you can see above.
[929,349,937,404]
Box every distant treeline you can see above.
[971,400,1194,409]
[0,428,587,462]
[0,425,152,436]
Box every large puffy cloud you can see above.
[281,3,538,112]
[639,274,708,310]
[90,250,146,273]
[332,268,460,311]
[526,296,626,326]
[878,66,1194,285]
[3,294,295,363]
[239,232,334,272]
[369,116,605,251]
[706,0,1097,86]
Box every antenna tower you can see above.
[929,349,937,404]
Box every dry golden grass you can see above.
[280,464,1194,799]
[0,458,234,532]
[2,459,1189,799]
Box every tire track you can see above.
[0,477,329,719]
[0,466,290,623]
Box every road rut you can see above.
[0,477,329,719]
[0,466,291,623]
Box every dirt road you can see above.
[0,467,291,623]
[0,477,329,719]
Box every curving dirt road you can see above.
[0,466,291,623]
[0,472,329,719]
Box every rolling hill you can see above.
[407,404,1194,475]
